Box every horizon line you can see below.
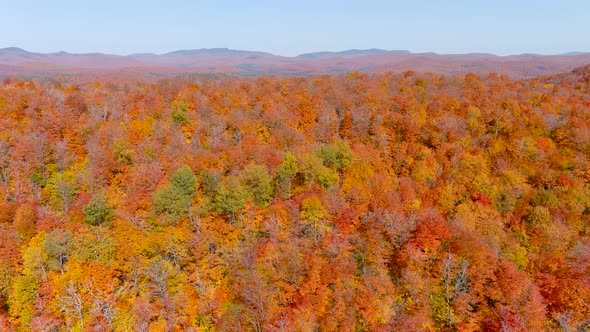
[1,46,588,58]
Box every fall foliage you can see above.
[0,67,589,331]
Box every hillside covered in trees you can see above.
[0,67,589,331]
[2,47,590,79]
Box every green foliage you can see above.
[30,173,46,187]
[171,100,190,125]
[153,184,189,221]
[72,230,116,264]
[113,139,134,166]
[430,292,451,328]
[46,170,78,214]
[317,168,340,189]
[300,152,341,190]
[153,165,197,222]
[299,153,326,185]
[0,263,11,303]
[170,165,198,197]
[43,229,73,272]
[275,152,299,199]
[317,141,354,171]
[243,164,274,208]
[526,206,552,228]
[276,152,299,181]
[83,193,115,226]
[201,172,221,197]
[532,189,559,208]
[213,176,248,220]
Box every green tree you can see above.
[83,193,115,226]
[317,168,340,190]
[43,229,73,273]
[299,153,326,186]
[46,170,78,214]
[275,152,298,199]
[213,176,248,222]
[299,152,340,190]
[153,166,197,223]
[201,171,221,197]
[171,100,190,125]
[317,141,354,172]
[72,229,116,264]
[170,165,198,197]
[526,206,551,228]
[243,164,274,208]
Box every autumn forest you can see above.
[0,66,589,331]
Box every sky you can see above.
[1,0,588,56]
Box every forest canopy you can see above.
[0,67,589,331]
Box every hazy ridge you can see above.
[1,47,589,78]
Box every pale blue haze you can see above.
[0,0,587,56]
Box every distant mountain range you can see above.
[0,47,589,78]
[296,49,411,59]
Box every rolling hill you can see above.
[0,47,589,78]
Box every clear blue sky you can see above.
[1,0,588,56]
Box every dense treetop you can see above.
[0,67,588,331]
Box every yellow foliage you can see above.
[256,125,271,144]
[126,116,154,144]
[342,161,374,201]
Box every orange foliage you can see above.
[0,67,588,330]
